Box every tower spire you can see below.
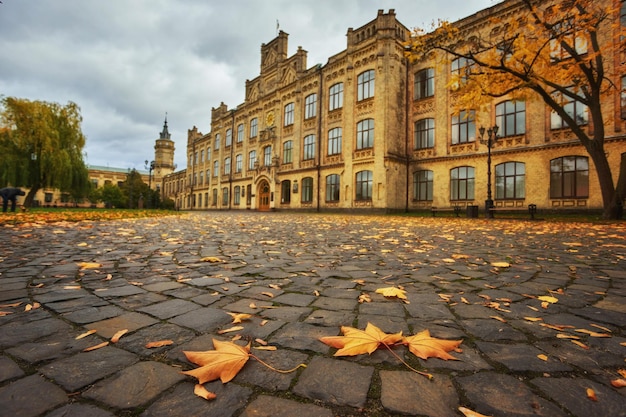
[160,112,170,139]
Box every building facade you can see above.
[161,2,626,214]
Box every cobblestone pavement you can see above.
[0,212,625,417]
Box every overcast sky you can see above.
[0,0,499,172]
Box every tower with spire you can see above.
[153,115,175,190]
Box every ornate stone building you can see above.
[161,2,626,214]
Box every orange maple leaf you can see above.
[182,339,250,384]
[375,286,407,299]
[402,329,462,360]
[319,322,403,356]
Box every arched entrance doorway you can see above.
[258,180,271,211]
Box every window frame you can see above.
[303,135,316,161]
[283,140,293,164]
[356,119,374,150]
[496,101,526,137]
[301,177,314,203]
[414,68,434,100]
[450,166,475,201]
[248,150,256,170]
[550,156,589,198]
[414,118,435,149]
[355,170,373,201]
[413,170,433,201]
[236,124,244,143]
[495,161,526,199]
[284,102,295,126]
[281,180,291,204]
[451,110,476,145]
[325,174,340,202]
[357,69,375,101]
[328,127,342,156]
[250,118,258,139]
[304,93,317,119]
[329,82,344,111]
[235,154,243,173]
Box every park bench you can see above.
[489,203,538,219]
[431,206,461,217]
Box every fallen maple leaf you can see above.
[375,286,407,300]
[227,312,252,324]
[459,406,492,417]
[194,384,217,401]
[586,388,598,401]
[77,262,102,270]
[537,354,548,361]
[183,339,250,384]
[490,261,510,268]
[217,326,244,335]
[84,341,109,352]
[403,329,462,361]
[111,329,128,343]
[320,322,403,356]
[145,340,174,348]
[75,329,97,340]
[200,256,223,263]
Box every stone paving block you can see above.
[272,292,316,307]
[0,317,71,348]
[114,323,196,356]
[141,281,185,292]
[140,381,252,417]
[0,356,24,382]
[293,356,374,408]
[169,307,231,333]
[44,295,109,314]
[187,276,224,287]
[475,341,573,372]
[310,296,357,310]
[94,285,147,297]
[358,301,406,317]
[40,346,138,391]
[138,298,202,319]
[0,289,29,302]
[6,330,93,363]
[260,305,312,321]
[235,316,286,340]
[109,292,168,309]
[240,395,333,417]
[460,319,528,342]
[404,301,456,320]
[85,311,158,338]
[62,304,125,324]
[458,373,568,417]
[271,322,333,353]
[235,349,309,391]
[304,309,356,327]
[45,403,116,417]
[0,374,67,417]
[222,298,273,314]
[190,292,223,306]
[239,285,285,300]
[83,361,186,409]
[357,314,410,335]
[531,377,626,417]
[380,370,458,417]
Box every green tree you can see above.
[92,183,126,208]
[406,0,626,219]
[121,169,149,209]
[0,97,90,207]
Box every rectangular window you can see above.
[223,157,231,175]
[450,166,475,201]
[451,110,476,144]
[355,170,373,200]
[496,101,526,137]
[213,160,219,177]
[250,118,258,138]
[550,156,589,198]
[305,94,317,119]
[263,146,272,166]
[212,188,218,205]
[357,70,375,101]
[248,150,257,170]
[303,135,315,160]
[621,76,626,119]
[414,68,434,100]
[284,103,295,126]
[414,118,435,149]
[329,83,344,111]
[237,124,244,143]
[550,90,588,129]
[283,140,293,164]
[225,129,232,147]
[235,154,243,173]
[214,133,221,150]
[326,174,340,202]
[234,186,241,205]
[495,162,525,199]
[328,128,342,156]
[451,57,474,87]
[302,177,313,203]
[222,188,229,206]
[281,180,291,204]
[356,119,374,149]
[413,170,433,201]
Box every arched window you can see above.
[328,128,342,156]
[356,119,374,149]
[283,141,293,164]
[234,186,241,205]
[414,118,435,149]
[235,154,243,173]
[550,156,589,198]
[326,174,340,202]
[413,170,433,201]
[284,102,295,126]
[236,124,244,143]
[281,180,291,204]
[303,135,316,160]
[225,128,232,147]
[305,94,317,119]
[263,146,272,166]
[223,157,231,175]
[355,170,373,201]
[495,101,526,136]
[357,70,375,101]
[495,162,525,199]
[451,110,476,144]
[450,166,475,200]
[414,68,434,100]
[249,118,258,139]
[329,83,344,111]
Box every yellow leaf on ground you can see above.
[253,346,277,351]
[358,293,372,303]
[217,326,244,335]
[537,296,558,304]
[75,329,97,340]
[575,329,611,338]
[110,329,128,343]
[490,316,507,323]
[145,340,174,348]
[261,292,274,298]
[589,323,612,333]
[84,341,109,352]
[403,329,462,361]
[200,256,223,263]
[77,262,102,269]
[586,388,597,401]
[537,354,548,361]
[193,384,217,401]
[556,333,580,340]
[375,287,407,300]
[458,406,493,417]
[610,378,626,388]
[320,322,403,356]
[227,312,252,324]
[490,261,510,268]
[524,317,543,322]
[571,340,590,349]
[182,339,250,384]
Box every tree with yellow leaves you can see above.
[406,0,626,219]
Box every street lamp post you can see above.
[145,160,155,208]
[479,125,499,218]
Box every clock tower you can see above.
[152,116,175,190]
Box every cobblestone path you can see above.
[0,212,625,417]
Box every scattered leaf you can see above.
[403,329,462,361]
[571,340,590,349]
[254,338,268,346]
[459,406,493,417]
[200,256,223,263]
[490,316,507,323]
[537,354,548,361]
[586,388,597,401]
[145,340,174,348]
[182,339,250,384]
[260,319,269,326]
[63,285,81,290]
[110,329,128,343]
[320,322,403,356]
[84,341,109,352]
[375,287,407,300]
[537,295,558,304]
[217,326,244,335]
[461,297,470,305]
[268,284,281,290]
[610,378,626,388]
[575,329,611,338]
[260,292,274,298]
[524,317,543,322]
[253,346,277,351]
[490,261,510,268]
[556,333,580,340]
[227,312,252,324]
[194,384,217,401]
[358,293,372,303]
[77,262,102,270]
[589,323,611,333]
[0,302,22,308]
[75,329,97,340]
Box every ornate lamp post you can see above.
[479,125,499,218]
[145,160,155,208]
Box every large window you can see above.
[284,102,295,126]
[496,101,526,137]
[620,75,626,119]
[303,135,316,160]
[235,154,243,173]
[413,170,433,201]
[281,180,291,204]
[224,157,231,175]
[206,147,211,161]
[236,124,244,143]
[214,133,221,150]
[414,68,434,100]
[328,128,342,156]
[357,70,375,101]
[283,140,293,164]
[414,118,435,149]
[550,156,589,198]
[222,187,229,206]
[305,94,317,119]
[248,150,256,170]
[329,83,344,111]
[550,89,588,129]
[356,119,374,150]
[250,118,258,139]
[213,160,219,177]
[451,57,475,86]
[495,162,525,199]
[450,166,475,201]
[263,146,272,166]
[326,174,340,202]
[549,17,588,61]
[355,170,373,201]
[302,177,313,203]
[234,186,241,205]
[225,128,232,147]
[451,110,476,144]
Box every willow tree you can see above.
[406,0,626,219]
[0,97,89,207]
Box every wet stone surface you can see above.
[0,211,625,416]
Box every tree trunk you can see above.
[611,152,626,220]
[24,185,40,208]
[587,144,618,219]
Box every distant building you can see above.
[161,3,626,213]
